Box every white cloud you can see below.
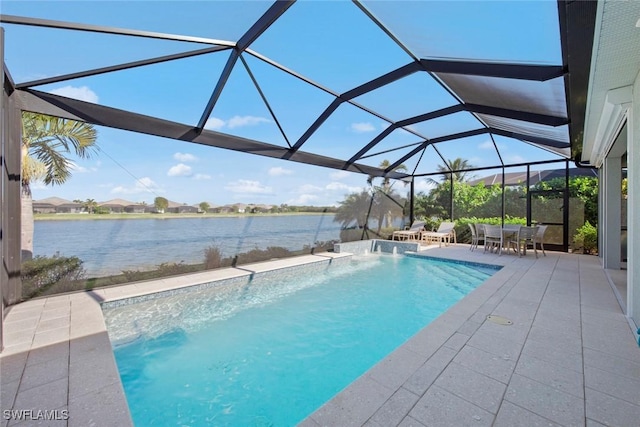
[325,182,362,193]
[227,115,270,129]
[167,163,192,177]
[330,170,351,180]
[478,140,505,150]
[69,162,89,173]
[69,161,98,173]
[49,85,99,103]
[414,179,436,193]
[193,173,211,180]
[111,177,163,195]
[469,156,483,166]
[203,115,270,130]
[173,152,198,162]
[30,181,49,190]
[268,166,293,177]
[350,122,376,133]
[298,184,324,193]
[225,179,273,194]
[204,117,226,130]
[478,140,494,150]
[287,194,319,205]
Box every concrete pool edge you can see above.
[0,252,352,427]
[300,252,520,426]
[5,246,639,426]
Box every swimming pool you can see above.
[104,255,498,426]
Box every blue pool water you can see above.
[104,255,497,426]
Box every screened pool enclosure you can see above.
[1,1,599,301]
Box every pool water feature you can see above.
[104,255,497,426]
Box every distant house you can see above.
[32,197,82,213]
[99,198,139,213]
[233,203,247,213]
[249,204,273,213]
[205,204,219,214]
[32,201,57,214]
[56,202,83,213]
[217,205,236,214]
[176,205,199,214]
[467,168,598,187]
[124,203,146,214]
[166,200,199,214]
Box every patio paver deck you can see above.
[1,246,639,426]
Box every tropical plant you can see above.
[154,196,169,212]
[366,159,407,189]
[532,176,598,225]
[367,159,408,232]
[21,113,98,259]
[573,221,597,254]
[427,157,475,185]
[334,190,372,229]
[83,198,98,214]
[21,253,85,299]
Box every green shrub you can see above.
[236,246,292,264]
[121,269,147,282]
[21,254,85,299]
[156,261,195,276]
[573,221,597,254]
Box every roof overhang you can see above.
[581,0,640,167]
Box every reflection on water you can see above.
[34,215,340,276]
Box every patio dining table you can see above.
[478,224,521,254]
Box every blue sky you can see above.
[3,0,565,206]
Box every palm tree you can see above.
[83,198,98,214]
[367,160,408,231]
[21,112,98,259]
[334,191,372,229]
[435,157,474,183]
[367,159,408,192]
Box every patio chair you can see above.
[535,224,548,256]
[468,223,481,251]
[475,223,487,249]
[483,225,504,255]
[391,220,425,241]
[508,226,539,257]
[421,221,456,247]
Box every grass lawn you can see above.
[34,212,334,221]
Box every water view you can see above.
[34,214,341,277]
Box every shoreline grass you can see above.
[34,212,335,221]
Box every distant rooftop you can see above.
[468,168,598,187]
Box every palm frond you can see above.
[21,112,98,186]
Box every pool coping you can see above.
[300,249,517,426]
[301,248,640,427]
[0,252,351,427]
[3,245,639,427]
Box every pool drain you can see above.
[486,315,513,325]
